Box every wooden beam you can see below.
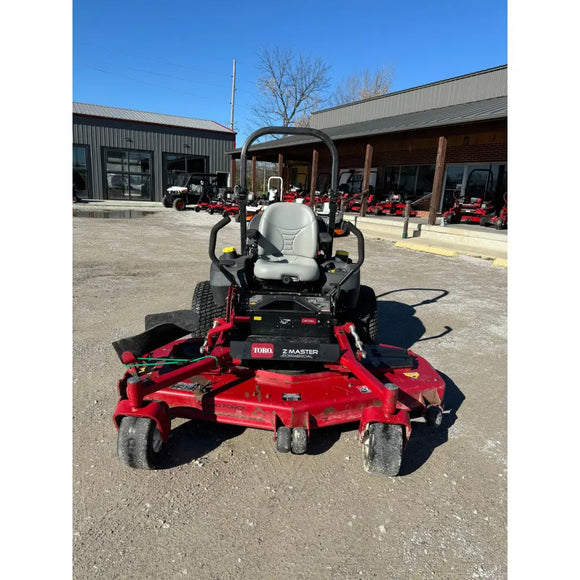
[278,153,284,179]
[251,156,257,194]
[310,149,319,208]
[231,157,236,188]
[360,144,374,216]
[428,136,448,225]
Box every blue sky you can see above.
[73,0,507,144]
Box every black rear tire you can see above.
[351,285,378,343]
[362,422,403,476]
[162,196,172,208]
[117,416,164,470]
[191,281,227,336]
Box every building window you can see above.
[73,144,91,198]
[163,153,208,190]
[104,148,153,201]
[383,164,435,201]
[441,163,507,212]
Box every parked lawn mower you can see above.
[479,193,507,230]
[369,193,417,217]
[111,126,446,477]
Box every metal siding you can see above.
[73,115,234,201]
[311,66,507,129]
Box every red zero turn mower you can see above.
[112,127,446,476]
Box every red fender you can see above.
[113,400,171,442]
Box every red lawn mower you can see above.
[368,193,416,217]
[479,193,507,230]
[112,127,446,476]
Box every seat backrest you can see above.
[257,203,318,258]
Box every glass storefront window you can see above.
[398,166,418,196]
[73,144,91,198]
[105,148,153,201]
[442,165,465,211]
[164,153,208,188]
[416,165,435,197]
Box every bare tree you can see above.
[330,65,395,106]
[253,47,331,128]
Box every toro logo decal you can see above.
[251,343,274,358]
[301,317,317,325]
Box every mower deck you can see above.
[114,330,444,446]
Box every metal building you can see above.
[230,65,507,218]
[73,103,236,202]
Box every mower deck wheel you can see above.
[117,416,164,470]
[425,405,443,429]
[276,426,292,453]
[291,427,308,455]
[362,422,403,476]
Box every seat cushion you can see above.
[254,203,320,282]
[254,255,320,282]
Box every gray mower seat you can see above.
[253,203,320,282]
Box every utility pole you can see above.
[230,59,236,131]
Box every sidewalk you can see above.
[344,214,508,265]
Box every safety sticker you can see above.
[403,372,420,378]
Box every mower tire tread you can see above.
[117,416,164,470]
[276,426,292,453]
[291,427,308,455]
[362,422,403,476]
[192,280,226,336]
[351,285,378,344]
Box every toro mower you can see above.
[369,193,416,217]
[111,127,446,477]
[479,193,507,230]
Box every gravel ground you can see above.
[71,205,507,579]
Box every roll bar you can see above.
[238,126,340,253]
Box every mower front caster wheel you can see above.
[276,427,308,454]
[117,416,164,470]
[362,422,403,476]
[276,426,292,453]
[291,427,308,455]
[425,405,443,429]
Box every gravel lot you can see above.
[72,204,507,579]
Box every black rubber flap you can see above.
[363,345,415,370]
[112,310,200,360]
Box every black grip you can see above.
[208,215,238,287]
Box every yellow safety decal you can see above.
[403,372,420,379]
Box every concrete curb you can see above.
[493,258,508,268]
[394,241,458,257]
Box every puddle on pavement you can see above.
[73,208,155,219]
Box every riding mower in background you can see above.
[111,126,446,477]
[442,189,495,225]
[369,193,417,217]
[479,193,507,230]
